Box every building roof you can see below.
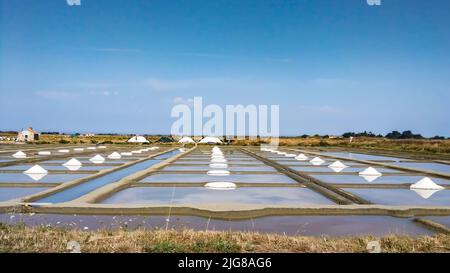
[21,127,39,134]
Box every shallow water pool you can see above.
[0,213,432,237]
[36,159,163,203]
[102,186,334,205]
[141,173,297,184]
[311,174,450,185]
[344,188,450,206]
[390,162,450,174]
[0,173,90,183]
[163,165,276,172]
[0,187,49,202]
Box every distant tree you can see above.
[400,130,423,139]
[385,131,402,139]
[430,136,445,140]
[342,132,355,138]
[386,130,423,139]
[342,131,379,138]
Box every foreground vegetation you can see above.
[0,224,449,253]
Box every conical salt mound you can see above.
[207,170,230,176]
[58,149,70,153]
[89,154,105,163]
[310,157,325,165]
[108,152,121,159]
[329,161,348,168]
[211,158,227,163]
[24,164,48,174]
[204,182,236,190]
[63,158,82,166]
[410,177,444,190]
[209,163,228,169]
[295,154,308,161]
[121,152,132,156]
[359,167,382,176]
[13,151,26,158]
[38,151,51,156]
[285,154,297,157]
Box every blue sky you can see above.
[0,0,449,136]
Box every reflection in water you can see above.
[0,173,89,183]
[0,187,49,202]
[411,189,442,199]
[0,213,433,237]
[391,162,450,174]
[141,173,297,183]
[344,188,450,206]
[310,175,450,185]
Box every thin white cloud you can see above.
[89,90,120,96]
[297,105,349,115]
[181,52,230,58]
[86,47,142,53]
[145,77,227,91]
[66,82,114,88]
[181,52,294,64]
[312,78,358,89]
[35,91,79,100]
[265,57,293,63]
[173,97,194,106]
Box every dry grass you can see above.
[1,224,449,253]
[3,133,449,156]
[257,137,450,156]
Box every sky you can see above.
[0,0,449,136]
